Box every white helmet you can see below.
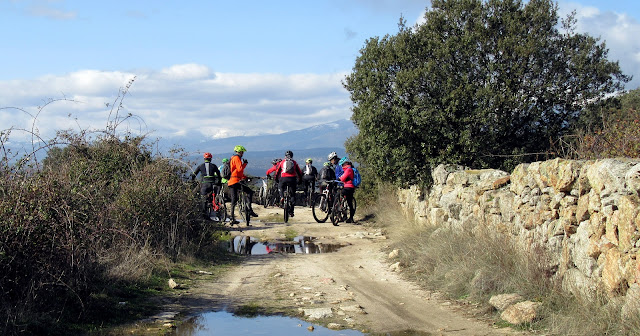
[328,151,338,161]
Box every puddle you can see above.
[171,311,363,335]
[231,235,347,255]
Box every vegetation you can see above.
[344,0,630,188]
[370,184,640,336]
[0,90,229,334]
[566,88,640,159]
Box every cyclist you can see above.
[338,157,356,223]
[301,158,317,204]
[267,150,302,217]
[328,151,343,179]
[191,152,222,220]
[220,158,230,184]
[228,145,258,225]
[318,161,336,189]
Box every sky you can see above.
[2,0,640,146]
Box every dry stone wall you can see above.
[397,158,640,303]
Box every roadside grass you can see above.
[370,183,640,336]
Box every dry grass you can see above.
[369,183,640,335]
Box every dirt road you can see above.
[142,205,525,335]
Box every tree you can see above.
[344,0,630,187]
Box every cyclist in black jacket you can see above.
[192,152,222,220]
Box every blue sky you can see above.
[2,0,640,145]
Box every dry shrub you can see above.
[0,131,208,334]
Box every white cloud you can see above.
[0,65,352,145]
[560,2,640,90]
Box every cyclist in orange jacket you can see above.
[228,145,258,225]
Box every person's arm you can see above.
[191,164,202,180]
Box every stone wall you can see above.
[397,158,640,305]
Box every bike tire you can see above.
[330,198,340,226]
[312,194,329,223]
[243,194,251,225]
[283,188,289,223]
[216,194,227,222]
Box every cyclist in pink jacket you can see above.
[338,157,356,223]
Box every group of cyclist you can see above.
[192,146,356,225]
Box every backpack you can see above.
[352,166,362,187]
[282,158,295,174]
[320,166,334,181]
[220,160,231,180]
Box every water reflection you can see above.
[230,236,347,255]
[172,311,363,336]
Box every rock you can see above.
[307,326,314,331]
[500,301,542,325]
[327,323,342,330]
[388,249,399,259]
[389,262,401,272]
[303,307,333,320]
[273,272,283,277]
[489,294,524,311]
[168,278,178,289]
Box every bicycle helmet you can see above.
[328,151,338,161]
[285,150,293,158]
[203,152,212,160]
[222,158,229,163]
[323,161,331,167]
[234,145,247,153]
[271,158,280,165]
[338,156,349,166]
[306,158,312,163]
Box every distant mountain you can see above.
[159,119,357,154]
[168,119,358,177]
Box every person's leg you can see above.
[229,184,239,223]
[200,183,213,219]
[243,184,258,216]
[289,180,297,216]
[344,188,355,222]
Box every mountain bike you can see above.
[330,183,357,226]
[234,178,256,225]
[302,178,315,208]
[312,180,340,223]
[261,177,280,208]
[206,186,227,222]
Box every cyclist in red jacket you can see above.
[266,150,302,217]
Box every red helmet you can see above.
[203,152,213,159]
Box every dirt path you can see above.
[140,205,526,335]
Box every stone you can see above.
[388,249,399,259]
[489,294,524,311]
[303,308,333,320]
[500,301,542,325]
[602,248,624,295]
[168,278,178,289]
[389,262,401,272]
[327,323,342,330]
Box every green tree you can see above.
[344,0,630,187]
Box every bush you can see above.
[0,131,210,334]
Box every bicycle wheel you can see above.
[238,192,247,224]
[215,193,227,222]
[242,193,251,226]
[283,188,289,223]
[330,197,341,226]
[312,193,329,223]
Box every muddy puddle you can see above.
[170,310,363,335]
[230,235,347,255]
